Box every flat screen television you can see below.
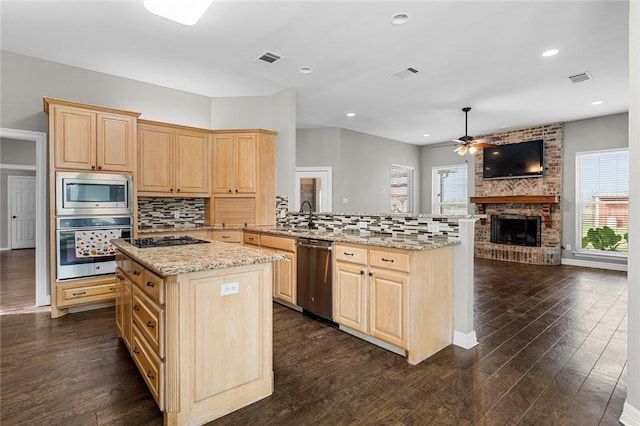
[483,139,544,179]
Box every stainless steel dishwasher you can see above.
[296,237,333,320]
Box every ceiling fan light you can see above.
[457,146,468,156]
[144,0,214,25]
[468,146,478,154]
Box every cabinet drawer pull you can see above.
[343,252,354,256]
[146,321,155,329]
[133,270,141,276]
[146,371,155,380]
[109,287,115,292]
[222,235,230,239]
[133,304,140,311]
[146,281,155,288]
[381,257,394,263]
[72,291,86,296]
[248,237,254,241]
[133,347,140,355]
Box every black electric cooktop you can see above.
[131,235,211,248]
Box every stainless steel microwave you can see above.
[56,172,133,216]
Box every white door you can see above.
[9,176,36,249]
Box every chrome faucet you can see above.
[299,200,316,229]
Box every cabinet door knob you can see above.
[228,189,232,193]
[170,188,174,192]
[360,270,365,275]
[91,165,96,170]
[97,165,102,170]
[176,188,181,192]
[235,189,238,193]
[368,272,373,277]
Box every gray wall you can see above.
[297,128,420,213]
[561,112,629,265]
[419,144,475,214]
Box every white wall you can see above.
[622,0,639,422]
[296,127,420,213]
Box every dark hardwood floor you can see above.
[0,254,627,425]
[0,249,44,314]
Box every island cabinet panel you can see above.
[333,261,368,333]
[333,243,454,365]
[115,251,274,425]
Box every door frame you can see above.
[0,128,49,306]
[7,175,37,249]
[295,166,332,212]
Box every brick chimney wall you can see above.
[473,123,563,265]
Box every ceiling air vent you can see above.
[391,66,419,79]
[253,51,283,64]
[569,71,592,83]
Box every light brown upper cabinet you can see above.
[211,133,257,194]
[206,130,276,226]
[137,120,210,197]
[44,98,139,173]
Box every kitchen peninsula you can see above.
[111,238,283,426]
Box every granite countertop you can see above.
[244,226,461,251]
[112,238,284,277]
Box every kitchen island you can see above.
[111,238,283,426]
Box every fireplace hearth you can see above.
[491,215,541,247]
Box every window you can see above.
[390,165,413,213]
[576,149,629,255]
[432,164,468,215]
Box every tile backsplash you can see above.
[138,197,205,229]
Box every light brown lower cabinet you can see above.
[56,277,117,309]
[115,252,274,425]
[333,243,454,365]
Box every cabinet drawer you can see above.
[211,230,242,243]
[261,234,295,252]
[335,244,368,265]
[140,269,165,305]
[369,249,410,273]
[132,287,164,358]
[126,260,145,286]
[243,232,261,246]
[57,281,116,308]
[132,327,164,411]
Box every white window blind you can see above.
[576,149,629,254]
[390,165,413,213]
[432,164,468,215]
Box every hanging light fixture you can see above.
[457,145,468,156]
[144,0,214,25]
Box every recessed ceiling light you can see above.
[346,113,355,117]
[390,13,409,25]
[423,134,430,137]
[144,0,214,25]
[298,66,313,74]
[542,49,559,57]
[591,100,604,105]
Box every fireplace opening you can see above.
[491,215,541,247]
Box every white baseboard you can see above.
[561,257,628,271]
[453,331,479,349]
[0,247,9,251]
[620,401,640,426]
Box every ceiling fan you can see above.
[453,107,499,155]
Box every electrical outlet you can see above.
[173,210,180,219]
[427,222,440,233]
[342,198,349,204]
[220,282,239,296]
[358,221,368,229]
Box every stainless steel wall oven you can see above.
[56,216,132,281]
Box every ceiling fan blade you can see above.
[453,146,462,152]
[451,138,464,143]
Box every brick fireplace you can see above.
[472,123,562,265]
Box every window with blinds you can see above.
[576,149,629,254]
[432,164,468,215]
[390,165,413,213]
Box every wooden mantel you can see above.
[469,195,560,225]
